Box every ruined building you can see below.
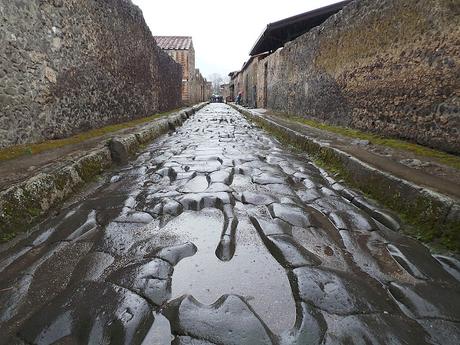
[230,0,459,154]
[154,36,211,105]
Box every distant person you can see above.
[236,92,242,105]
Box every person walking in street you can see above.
[236,92,242,105]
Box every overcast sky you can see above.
[131,0,340,79]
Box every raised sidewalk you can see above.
[0,103,207,242]
[231,104,460,253]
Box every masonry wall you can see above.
[243,60,258,108]
[189,70,209,104]
[263,0,460,154]
[165,48,205,105]
[169,49,191,103]
[158,52,183,112]
[0,0,182,149]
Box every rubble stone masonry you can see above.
[0,0,182,149]
[263,0,460,154]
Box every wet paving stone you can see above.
[293,266,398,315]
[164,295,276,345]
[18,281,154,345]
[1,104,459,344]
[108,258,173,306]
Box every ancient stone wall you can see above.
[189,69,209,104]
[264,0,460,154]
[0,0,182,149]
[230,73,244,102]
[158,52,183,112]
[234,58,259,108]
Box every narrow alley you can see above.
[1,104,458,344]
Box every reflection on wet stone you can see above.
[1,104,459,344]
[19,282,154,345]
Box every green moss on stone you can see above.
[76,154,108,182]
[287,116,460,170]
[0,232,16,242]
[0,107,192,243]
[239,108,460,253]
[54,170,71,191]
[0,108,183,162]
[0,188,42,243]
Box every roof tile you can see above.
[154,36,193,50]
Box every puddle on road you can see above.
[161,208,296,334]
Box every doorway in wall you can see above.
[244,74,249,105]
[263,62,268,108]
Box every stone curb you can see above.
[0,102,208,241]
[231,104,460,251]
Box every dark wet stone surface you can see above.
[108,258,173,306]
[18,281,154,345]
[165,295,275,345]
[322,313,432,345]
[153,242,198,266]
[1,104,459,344]
[293,266,397,315]
[389,281,460,321]
[262,234,322,268]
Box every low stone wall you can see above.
[0,0,182,149]
[259,0,459,154]
[0,103,208,242]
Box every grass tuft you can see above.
[288,116,460,170]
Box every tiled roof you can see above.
[154,36,193,50]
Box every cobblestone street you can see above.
[1,104,459,344]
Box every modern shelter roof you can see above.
[249,1,351,56]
